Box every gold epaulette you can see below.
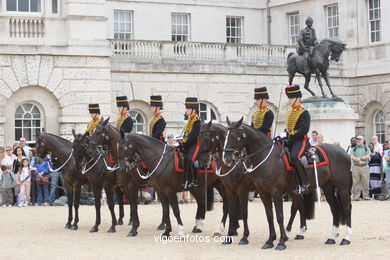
[286,105,306,135]
[149,113,162,136]
[116,113,129,130]
[182,114,199,143]
[252,106,269,129]
[86,118,100,136]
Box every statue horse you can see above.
[118,131,230,237]
[287,38,346,97]
[198,121,310,245]
[223,117,352,250]
[35,131,88,230]
[72,130,125,233]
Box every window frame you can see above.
[14,103,43,144]
[6,0,43,14]
[114,10,134,40]
[288,12,300,45]
[171,12,191,42]
[226,16,244,44]
[129,110,146,134]
[368,0,381,43]
[373,110,386,144]
[199,102,218,122]
[326,4,339,39]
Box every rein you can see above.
[51,150,74,172]
[81,153,102,175]
[136,144,168,180]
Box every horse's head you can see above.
[118,133,137,173]
[223,116,246,167]
[198,120,217,166]
[72,129,89,170]
[88,117,109,157]
[320,38,346,62]
[35,128,49,159]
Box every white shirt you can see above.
[2,156,14,168]
[22,146,31,159]
[373,142,383,154]
[310,139,318,146]
[20,167,31,182]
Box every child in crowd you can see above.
[17,158,36,207]
[0,165,16,207]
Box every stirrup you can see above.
[297,184,310,194]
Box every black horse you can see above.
[35,131,88,230]
[223,117,352,250]
[287,38,346,97]
[198,121,309,245]
[72,130,124,233]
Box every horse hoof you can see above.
[213,232,222,237]
[275,244,286,251]
[157,224,166,230]
[232,230,239,236]
[261,243,274,249]
[239,239,249,245]
[128,221,133,226]
[161,233,170,239]
[127,231,138,237]
[64,224,71,229]
[325,239,336,244]
[70,225,78,231]
[89,227,99,233]
[117,220,124,225]
[340,239,350,245]
[107,227,116,233]
[222,239,232,245]
[192,227,202,233]
[295,235,304,240]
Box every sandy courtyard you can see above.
[0,200,389,259]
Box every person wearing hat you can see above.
[149,95,166,142]
[281,84,311,194]
[180,97,201,190]
[298,16,318,75]
[85,104,101,136]
[116,96,134,138]
[251,87,274,136]
[350,135,371,200]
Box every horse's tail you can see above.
[303,190,316,220]
[287,52,295,61]
[207,184,214,211]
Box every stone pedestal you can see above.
[302,101,358,149]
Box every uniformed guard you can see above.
[282,85,311,193]
[180,97,201,190]
[149,95,166,142]
[251,87,274,136]
[116,96,133,138]
[297,17,318,75]
[85,103,101,136]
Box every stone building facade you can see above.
[0,0,389,148]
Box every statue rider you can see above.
[298,17,318,75]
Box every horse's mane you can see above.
[320,38,346,47]
[241,124,273,143]
[42,133,72,146]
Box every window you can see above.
[288,13,300,45]
[369,0,381,43]
[15,104,42,143]
[130,110,146,133]
[52,0,58,14]
[6,0,41,12]
[114,10,133,40]
[171,13,190,41]
[226,17,243,44]
[374,110,385,143]
[199,103,217,121]
[326,4,339,38]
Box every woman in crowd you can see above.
[368,142,382,198]
[29,149,37,205]
[12,147,26,205]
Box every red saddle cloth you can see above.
[174,151,216,174]
[282,145,329,171]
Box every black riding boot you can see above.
[184,161,193,190]
[191,163,198,188]
[295,161,310,194]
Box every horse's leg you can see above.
[127,183,140,237]
[338,188,352,245]
[322,181,340,245]
[322,71,337,97]
[304,74,316,96]
[288,71,296,86]
[315,70,327,97]
[71,183,82,230]
[222,190,239,245]
[260,194,276,249]
[159,193,172,238]
[213,182,229,237]
[273,194,288,251]
[105,185,118,233]
[285,193,298,234]
[90,184,102,232]
[238,189,250,245]
[167,191,185,236]
[289,192,307,240]
[115,185,124,225]
[157,192,166,230]
[64,182,73,229]
[190,189,206,233]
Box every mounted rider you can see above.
[85,104,101,137]
[282,85,311,194]
[116,96,134,138]
[298,17,318,75]
[149,95,166,142]
[180,97,201,190]
[251,87,274,136]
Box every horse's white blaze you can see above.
[330,225,339,240]
[222,130,230,164]
[344,226,352,241]
[178,225,185,236]
[298,226,307,236]
[215,221,225,234]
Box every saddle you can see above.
[282,145,329,171]
[174,149,216,174]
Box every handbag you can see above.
[36,174,49,185]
